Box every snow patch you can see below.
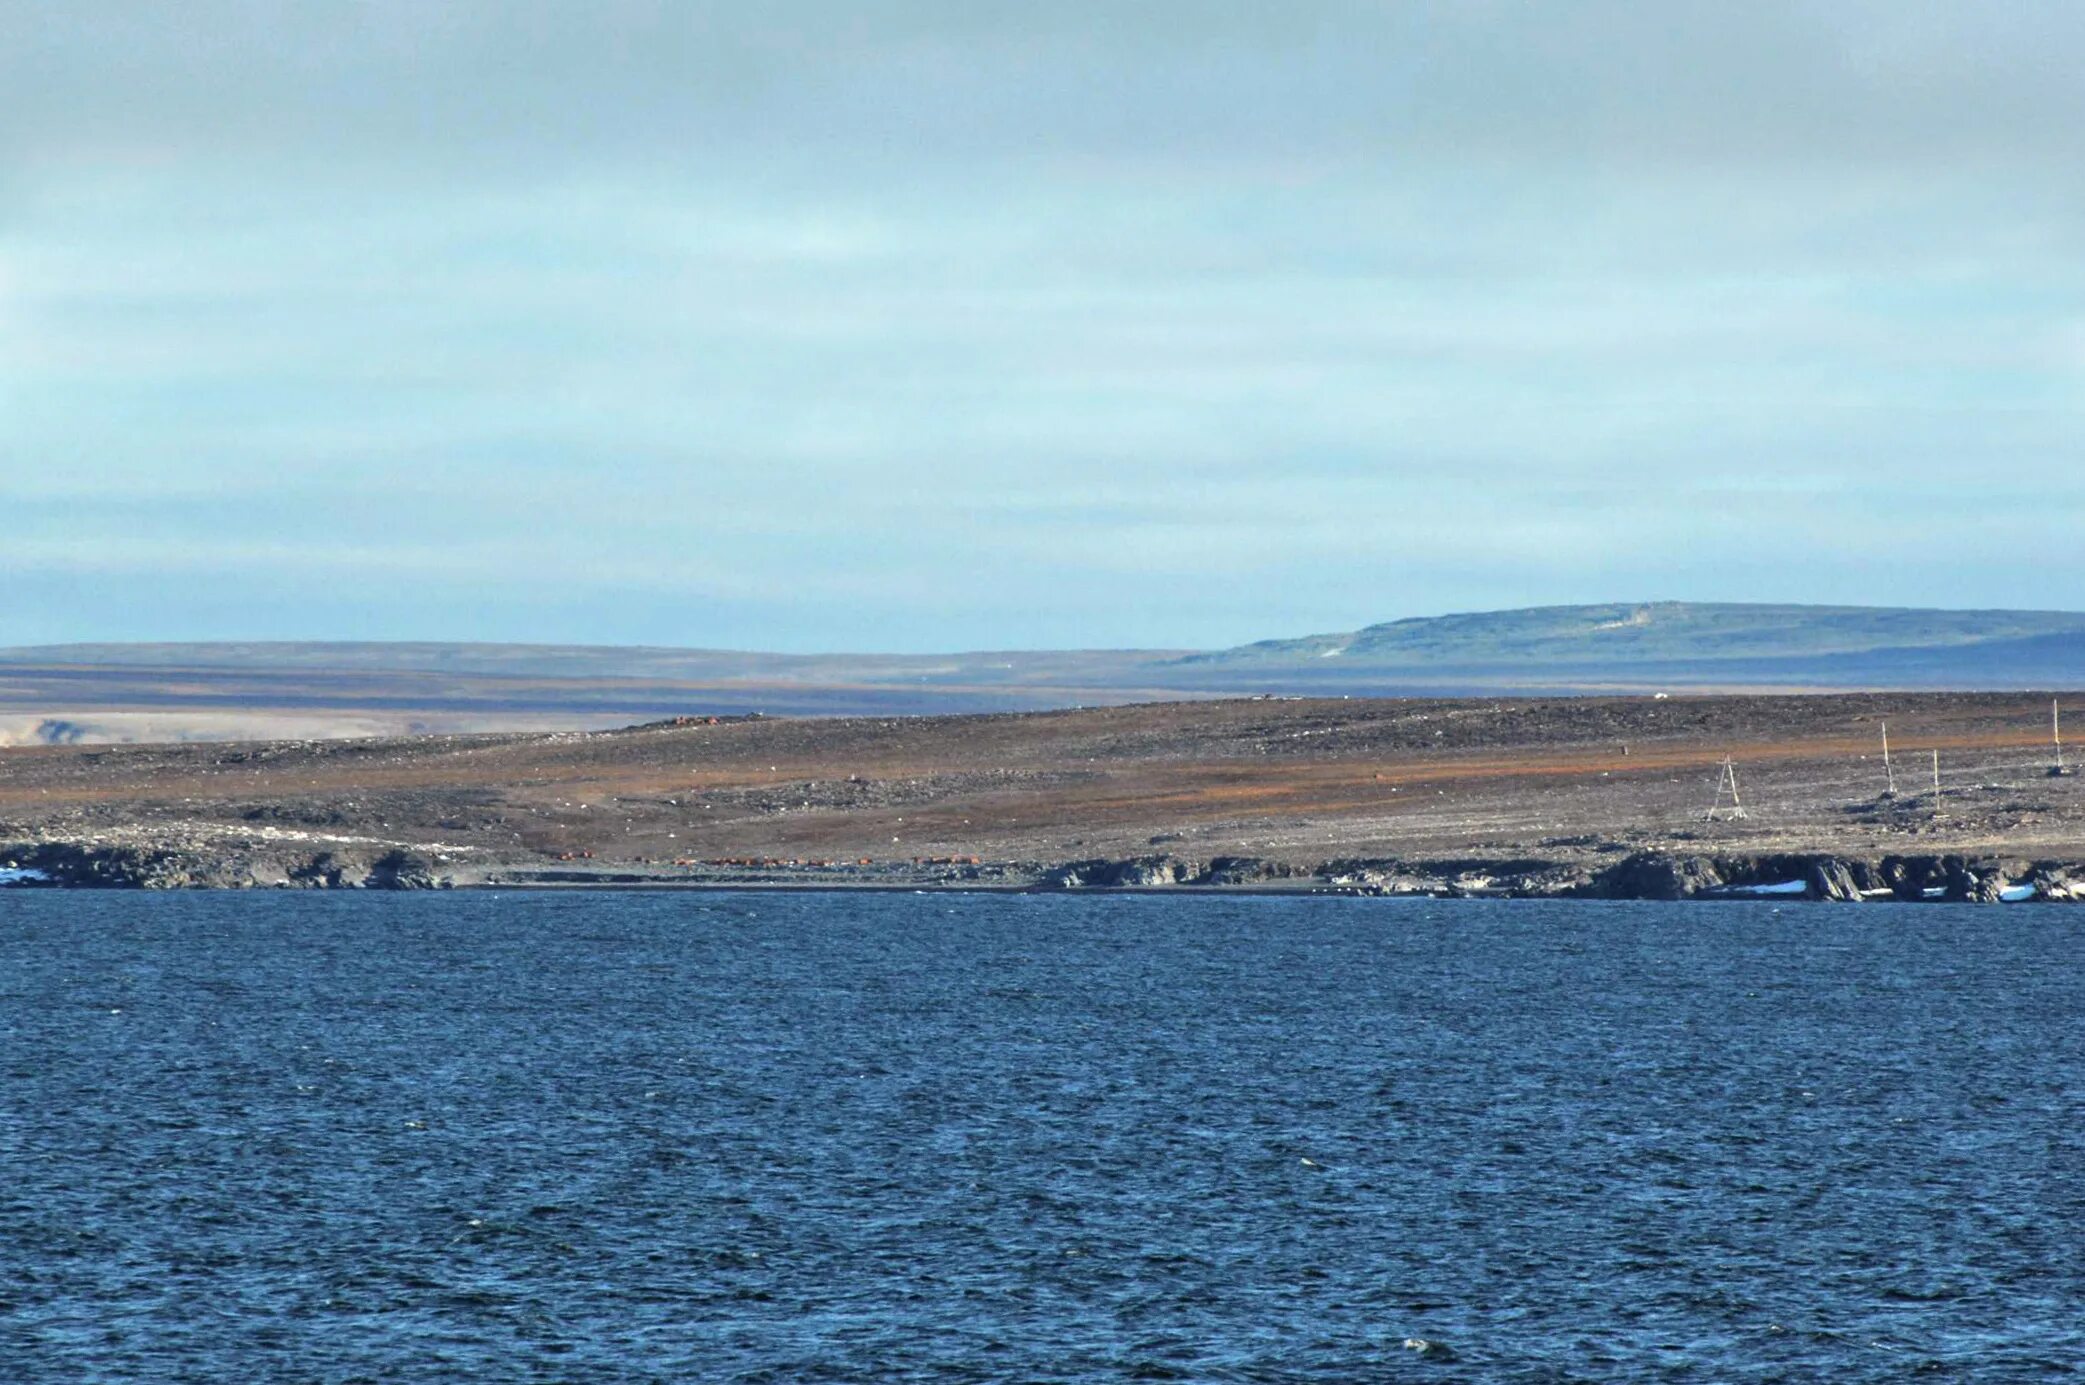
[1999,884,2039,903]
[0,867,51,886]
[1718,880,1808,897]
[1592,608,1654,632]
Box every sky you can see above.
[4,1,2083,651]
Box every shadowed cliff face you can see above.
[5,837,2078,904]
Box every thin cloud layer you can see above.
[3,3,2082,648]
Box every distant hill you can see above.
[5,603,2085,743]
[1174,603,2085,688]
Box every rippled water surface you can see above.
[3,892,2082,1381]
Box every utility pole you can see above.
[2054,700,2068,778]
[1931,748,1941,796]
[1881,721,1896,797]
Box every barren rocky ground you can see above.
[4,693,2084,899]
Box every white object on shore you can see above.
[0,867,51,885]
[1720,880,1807,897]
[1999,884,2039,903]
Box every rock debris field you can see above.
[4,693,2085,901]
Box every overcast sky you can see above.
[4,2,2082,650]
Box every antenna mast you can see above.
[1881,721,1896,796]
[2055,699,2068,777]
[1705,756,1748,821]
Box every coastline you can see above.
[6,693,2084,905]
[4,840,2079,903]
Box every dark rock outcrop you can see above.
[1806,858,1863,902]
[1041,855,1200,888]
[1502,862,1599,897]
[289,851,365,889]
[1596,852,1724,900]
[1962,863,2007,904]
[1880,855,1937,901]
[0,840,464,891]
[1197,856,1298,886]
[1932,855,2003,903]
[2026,862,2075,900]
[368,850,450,889]
[2,843,184,888]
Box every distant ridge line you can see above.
[6,604,2085,744]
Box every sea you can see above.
[2,891,2081,1382]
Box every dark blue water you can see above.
[3,893,2081,1382]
